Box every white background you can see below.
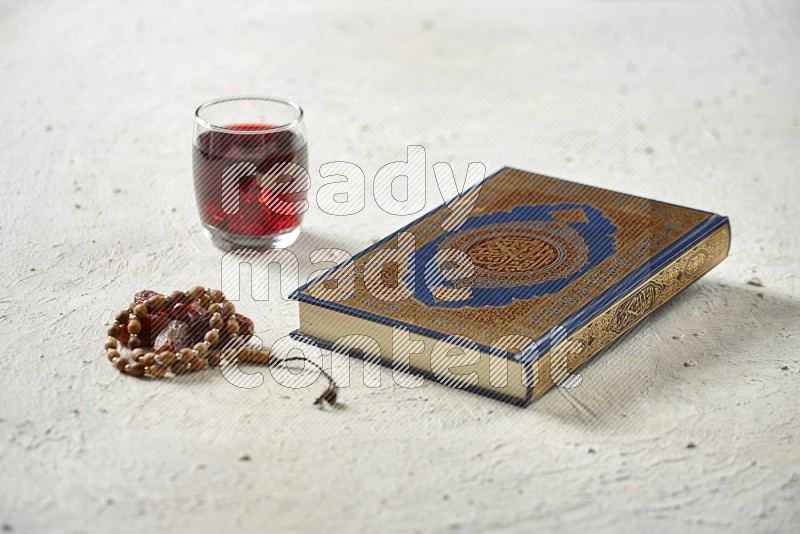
[1,0,799,532]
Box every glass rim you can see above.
[194,96,304,134]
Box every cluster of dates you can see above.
[119,289,254,353]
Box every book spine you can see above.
[531,220,731,402]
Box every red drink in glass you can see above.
[193,98,308,250]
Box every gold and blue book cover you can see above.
[294,167,730,405]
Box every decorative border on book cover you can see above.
[296,167,717,355]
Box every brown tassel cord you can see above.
[273,356,338,407]
[227,348,339,407]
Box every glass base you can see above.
[202,224,301,251]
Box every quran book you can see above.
[292,167,730,405]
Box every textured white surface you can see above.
[2,0,799,532]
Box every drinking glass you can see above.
[193,96,308,250]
